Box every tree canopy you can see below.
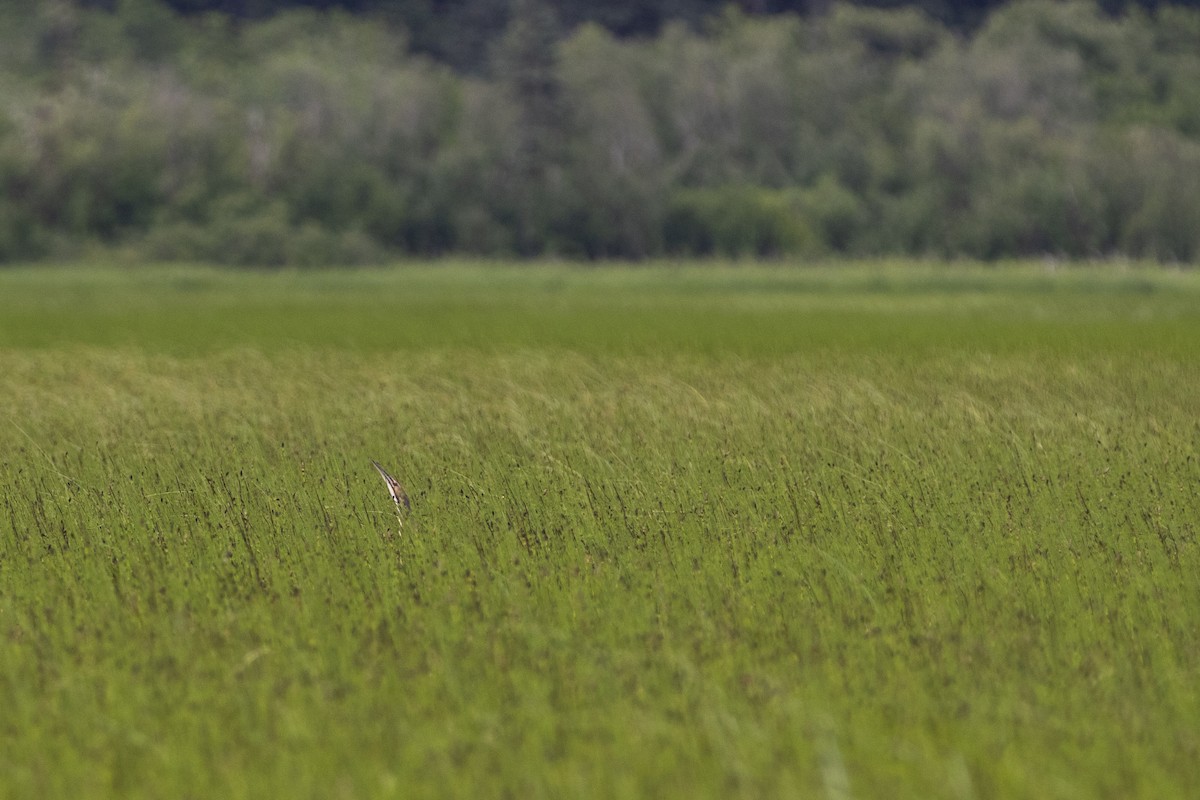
[67,0,1200,69]
[2,0,1200,264]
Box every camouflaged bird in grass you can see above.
[371,460,410,527]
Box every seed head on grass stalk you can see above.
[371,460,410,531]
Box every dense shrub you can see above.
[664,186,813,257]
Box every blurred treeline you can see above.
[3,0,1200,265]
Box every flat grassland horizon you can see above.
[1,261,1198,799]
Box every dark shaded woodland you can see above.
[3,0,1200,264]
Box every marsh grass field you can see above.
[1,262,1198,799]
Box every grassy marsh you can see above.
[1,263,1198,799]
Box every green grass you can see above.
[1,261,1198,799]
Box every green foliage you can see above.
[1,0,1200,263]
[664,185,814,257]
[2,264,1200,798]
[795,174,866,253]
[141,198,385,267]
[1104,127,1200,262]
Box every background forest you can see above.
[2,0,1200,265]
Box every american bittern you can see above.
[371,460,410,526]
